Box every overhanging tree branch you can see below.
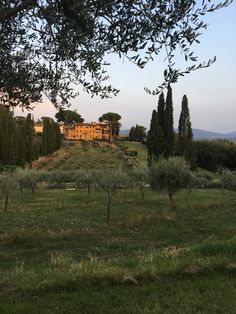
[0,0,37,22]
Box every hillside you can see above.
[33,140,148,171]
[33,141,126,170]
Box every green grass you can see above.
[0,187,236,313]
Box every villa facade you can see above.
[63,122,110,140]
[34,121,110,141]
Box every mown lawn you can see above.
[0,188,236,313]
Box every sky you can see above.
[15,1,236,133]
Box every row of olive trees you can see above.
[1,159,236,223]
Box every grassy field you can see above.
[0,186,236,313]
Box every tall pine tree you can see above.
[164,85,175,157]
[178,95,196,170]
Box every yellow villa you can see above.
[63,122,110,140]
[34,121,110,140]
[34,122,43,134]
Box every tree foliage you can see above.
[17,168,40,193]
[149,157,192,209]
[42,118,62,156]
[177,95,196,170]
[195,140,236,172]
[147,88,175,163]
[129,165,148,201]
[146,109,158,166]
[95,168,129,225]
[129,125,146,142]
[220,168,236,190]
[0,170,18,211]
[0,1,232,108]
[99,112,121,137]
[163,85,175,157]
[76,169,96,202]
[0,107,38,167]
[55,109,84,125]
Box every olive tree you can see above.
[44,169,74,189]
[149,157,192,209]
[96,168,130,225]
[129,164,149,201]
[75,169,96,202]
[16,168,40,193]
[220,169,236,190]
[0,170,18,211]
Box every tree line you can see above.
[0,107,62,168]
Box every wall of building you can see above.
[34,121,110,141]
[63,123,109,140]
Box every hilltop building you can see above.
[63,122,110,140]
[34,121,111,141]
[34,122,43,134]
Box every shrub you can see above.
[220,169,236,190]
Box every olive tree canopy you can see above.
[0,0,232,108]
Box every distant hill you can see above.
[119,129,130,135]
[120,128,236,141]
[192,129,236,140]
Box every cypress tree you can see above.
[15,123,26,167]
[9,118,26,167]
[164,85,175,157]
[0,107,4,162]
[147,110,158,165]
[42,118,50,156]
[155,92,166,158]
[178,95,196,170]
[48,121,56,154]
[53,122,62,150]
[129,127,135,141]
[0,107,14,165]
[42,118,60,156]
[24,114,34,167]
